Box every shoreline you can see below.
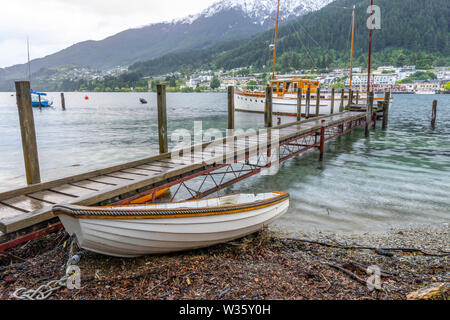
[1,224,448,300]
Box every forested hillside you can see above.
[130,0,449,75]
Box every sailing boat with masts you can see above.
[27,37,53,108]
[234,1,385,116]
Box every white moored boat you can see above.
[53,192,289,257]
[234,79,376,116]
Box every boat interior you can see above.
[108,192,283,210]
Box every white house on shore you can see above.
[345,72,398,89]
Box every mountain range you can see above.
[0,0,333,90]
[129,0,449,76]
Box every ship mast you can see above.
[366,0,374,97]
[27,36,31,82]
[272,0,280,80]
[349,5,356,89]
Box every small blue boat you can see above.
[30,89,53,107]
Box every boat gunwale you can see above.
[53,191,289,220]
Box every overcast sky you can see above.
[0,0,217,68]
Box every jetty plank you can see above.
[50,184,96,197]
[88,175,133,185]
[120,168,155,176]
[70,180,110,191]
[105,171,144,180]
[28,190,77,204]
[0,203,26,220]
[152,160,179,168]
[2,195,50,211]
[135,164,168,172]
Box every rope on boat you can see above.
[54,193,289,218]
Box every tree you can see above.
[331,82,345,89]
[398,71,437,83]
[444,81,450,91]
[395,53,407,67]
[166,76,177,87]
[210,76,220,90]
[246,80,258,90]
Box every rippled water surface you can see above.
[0,92,448,233]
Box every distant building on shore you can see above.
[345,72,398,89]
[413,80,441,92]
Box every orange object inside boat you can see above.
[130,187,170,204]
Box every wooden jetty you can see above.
[0,82,390,250]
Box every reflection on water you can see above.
[0,92,448,232]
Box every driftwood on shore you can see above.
[407,283,447,300]
[287,238,450,257]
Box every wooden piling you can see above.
[319,119,325,161]
[365,91,374,137]
[431,100,437,128]
[339,89,344,112]
[382,91,390,129]
[38,95,42,110]
[296,88,302,121]
[315,88,321,117]
[330,88,335,114]
[356,90,359,104]
[348,89,353,110]
[227,86,234,130]
[157,84,168,154]
[381,102,388,130]
[15,81,41,185]
[265,86,273,128]
[61,93,66,111]
[305,87,311,119]
[372,105,377,130]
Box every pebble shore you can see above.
[0,223,448,300]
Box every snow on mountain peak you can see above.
[174,0,334,25]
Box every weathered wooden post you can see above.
[382,91,390,129]
[38,94,42,110]
[265,85,273,128]
[431,100,437,128]
[381,102,388,130]
[319,119,325,161]
[339,89,344,112]
[227,86,234,130]
[296,88,302,121]
[61,92,66,111]
[305,87,311,119]
[315,87,321,117]
[365,91,374,137]
[330,88,335,114]
[157,84,168,154]
[372,104,377,130]
[356,90,359,104]
[15,81,41,185]
[347,88,353,110]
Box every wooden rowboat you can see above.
[53,192,289,257]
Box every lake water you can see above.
[0,92,448,233]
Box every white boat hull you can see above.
[56,192,289,257]
[234,90,387,116]
[415,90,435,95]
[235,94,333,115]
